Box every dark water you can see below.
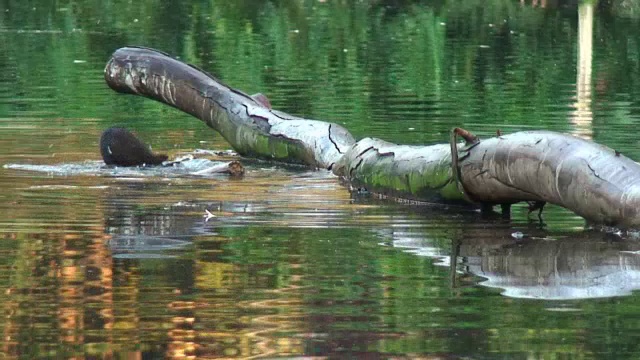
[2,1,640,358]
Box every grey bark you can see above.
[457,131,640,227]
[104,47,640,228]
[333,138,466,204]
[104,47,354,170]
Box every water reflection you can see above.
[571,2,594,139]
[464,235,640,299]
[2,231,118,358]
[4,162,640,358]
[4,0,640,358]
[395,226,640,300]
[14,157,640,304]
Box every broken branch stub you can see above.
[104,47,355,169]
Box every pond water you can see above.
[2,0,640,358]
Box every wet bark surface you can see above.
[458,131,640,227]
[104,47,640,228]
[104,47,354,169]
[333,138,466,204]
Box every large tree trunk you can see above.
[104,47,640,228]
[456,131,640,227]
[104,47,354,170]
[332,138,467,204]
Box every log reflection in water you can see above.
[461,234,640,300]
[393,228,640,300]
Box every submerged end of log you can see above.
[192,160,245,177]
[227,160,245,177]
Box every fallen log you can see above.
[455,131,640,228]
[332,138,466,204]
[104,47,354,170]
[104,47,640,228]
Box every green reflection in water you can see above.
[2,0,640,359]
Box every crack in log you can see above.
[426,178,456,192]
[463,141,481,152]
[458,152,471,162]
[536,149,549,180]
[580,159,624,194]
[587,163,602,180]
[474,169,489,178]
[356,146,375,159]
[377,151,396,157]
[350,158,364,177]
[555,160,565,204]
[201,90,271,133]
[327,124,344,154]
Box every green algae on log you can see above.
[332,138,466,204]
[104,47,640,228]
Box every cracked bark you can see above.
[333,138,466,204]
[457,131,640,227]
[104,47,640,228]
[105,47,354,169]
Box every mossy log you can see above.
[104,47,640,228]
[332,138,466,204]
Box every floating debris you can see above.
[204,209,216,222]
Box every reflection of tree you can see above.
[191,227,308,358]
[62,231,115,357]
[3,0,638,148]
[571,2,594,139]
[0,229,117,358]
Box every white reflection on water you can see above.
[108,235,191,259]
[389,228,640,300]
[4,157,236,178]
[471,262,640,300]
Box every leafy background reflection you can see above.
[2,0,640,358]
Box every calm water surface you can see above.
[2,1,640,358]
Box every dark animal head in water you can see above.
[100,127,168,167]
